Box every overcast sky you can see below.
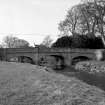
[0,0,80,46]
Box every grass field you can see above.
[0,62,105,105]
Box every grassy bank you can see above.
[0,62,105,105]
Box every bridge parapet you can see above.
[1,47,104,54]
[38,47,101,53]
[3,47,37,54]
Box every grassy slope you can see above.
[0,62,105,105]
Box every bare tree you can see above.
[58,5,81,36]
[41,35,53,47]
[81,0,105,45]
[2,35,30,48]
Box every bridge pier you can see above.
[18,56,24,63]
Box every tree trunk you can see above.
[101,35,105,47]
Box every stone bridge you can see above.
[0,47,103,69]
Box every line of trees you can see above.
[0,35,53,48]
[0,35,30,48]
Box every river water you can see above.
[54,66,105,91]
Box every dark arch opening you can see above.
[9,56,34,64]
[19,56,34,64]
[71,56,91,66]
[50,55,65,70]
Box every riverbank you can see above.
[0,62,104,105]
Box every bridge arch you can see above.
[71,56,91,65]
[49,55,65,69]
[6,55,34,64]
[38,54,65,69]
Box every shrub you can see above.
[75,61,105,74]
[52,35,104,49]
[75,61,105,90]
